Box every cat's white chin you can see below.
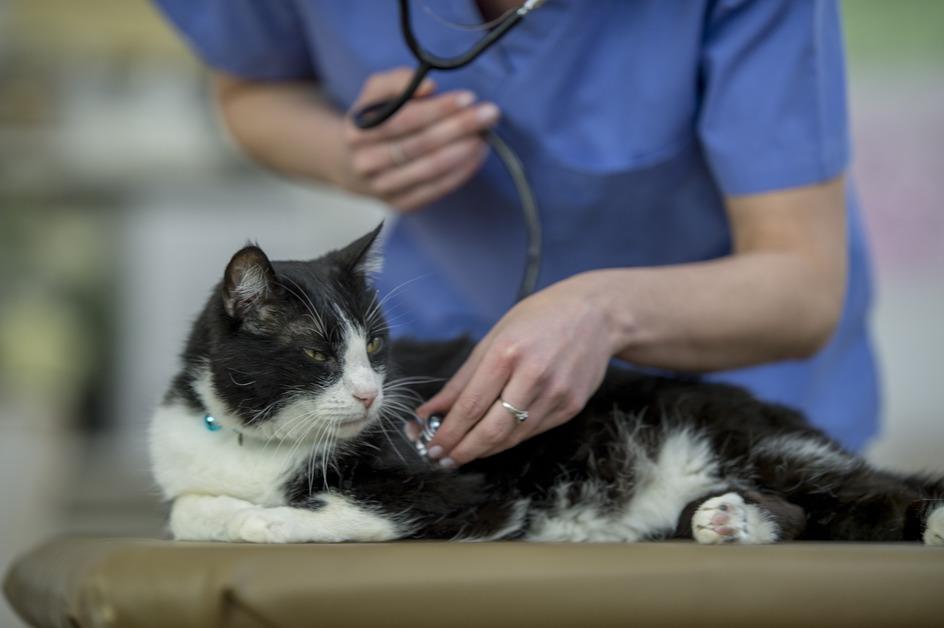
[334,414,376,439]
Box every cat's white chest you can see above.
[149,401,307,506]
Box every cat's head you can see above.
[192,224,393,445]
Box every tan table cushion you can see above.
[5,538,944,628]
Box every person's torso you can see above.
[293,0,879,451]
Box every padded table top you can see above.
[5,538,944,628]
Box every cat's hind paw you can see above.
[924,506,944,546]
[692,492,778,545]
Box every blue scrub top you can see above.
[155,0,879,451]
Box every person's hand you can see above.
[415,273,619,467]
[339,67,500,211]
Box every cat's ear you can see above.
[222,244,279,321]
[339,222,384,277]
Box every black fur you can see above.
[166,225,389,424]
[287,339,943,541]
[165,228,944,543]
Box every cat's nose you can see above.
[353,391,377,409]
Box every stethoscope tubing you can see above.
[353,0,526,129]
[352,0,543,303]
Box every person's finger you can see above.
[370,136,484,197]
[348,90,477,146]
[384,141,489,211]
[417,334,493,419]
[354,67,436,108]
[481,394,564,457]
[495,372,591,456]
[403,420,420,442]
[424,346,515,459]
[395,102,498,164]
[351,102,499,176]
[438,373,541,467]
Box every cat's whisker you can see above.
[380,394,424,410]
[378,407,419,424]
[367,297,412,327]
[229,371,256,387]
[262,405,335,464]
[245,396,286,430]
[384,375,445,385]
[367,314,409,335]
[386,383,437,392]
[306,420,327,494]
[372,416,409,465]
[364,274,428,326]
[315,418,344,491]
[380,396,423,414]
[297,419,327,495]
[384,403,414,417]
[283,275,327,336]
[278,275,327,339]
[277,411,325,446]
[320,424,338,492]
[253,409,319,473]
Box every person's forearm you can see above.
[579,250,845,373]
[213,74,350,186]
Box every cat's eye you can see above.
[304,349,329,362]
[366,336,384,354]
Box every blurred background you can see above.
[0,1,941,625]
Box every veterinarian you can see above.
[155,1,877,465]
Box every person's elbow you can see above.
[787,261,846,360]
[210,72,257,153]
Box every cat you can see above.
[149,225,944,545]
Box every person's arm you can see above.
[601,176,846,371]
[417,176,847,466]
[212,68,501,211]
[212,73,353,188]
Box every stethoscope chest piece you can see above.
[414,414,443,456]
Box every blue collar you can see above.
[204,414,243,446]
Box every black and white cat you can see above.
[149,226,944,545]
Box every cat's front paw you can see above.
[692,492,778,545]
[229,508,296,543]
[924,506,944,546]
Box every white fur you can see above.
[149,399,305,507]
[924,506,944,546]
[358,249,384,276]
[233,265,269,303]
[526,480,613,542]
[295,319,384,439]
[170,493,400,543]
[339,321,383,410]
[692,492,779,545]
[150,319,392,542]
[527,430,724,542]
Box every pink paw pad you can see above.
[691,492,778,545]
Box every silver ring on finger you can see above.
[500,399,528,424]
[389,142,409,167]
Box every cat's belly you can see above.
[149,401,306,506]
[526,430,725,542]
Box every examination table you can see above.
[5,537,943,627]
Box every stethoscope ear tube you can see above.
[485,130,541,300]
[351,0,543,301]
[352,62,432,130]
[353,0,526,129]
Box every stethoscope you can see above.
[352,0,545,303]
